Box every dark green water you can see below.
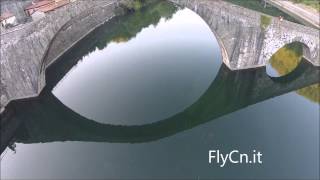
[1,2,319,179]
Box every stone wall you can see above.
[261,19,320,66]
[5,62,319,145]
[0,0,31,23]
[0,0,319,112]
[38,1,120,94]
[169,0,320,70]
[0,0,118,112]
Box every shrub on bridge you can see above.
[260,14,272,30]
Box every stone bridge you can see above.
[1,59,318,152]
[0,0,319,113]
[169,0,320,69]
[0,0,119,111]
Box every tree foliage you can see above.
[270,42,319,103]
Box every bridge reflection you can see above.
[1,58,318,154]
[0,1,319,154]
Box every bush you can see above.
[260,14,271,30]
[120,0,147,11]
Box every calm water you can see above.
[1,2,319,179]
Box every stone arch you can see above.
[37,1,118,94]
[266,41,310,79]
[7,61,318,146]
[268,38,312,62]
[262,21,320,68]
[37,20,74,94]
[292,37,312,59]
[167,0,232,68]
[269,59,310,83]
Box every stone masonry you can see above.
[0,0,118,111]
[169,0,320,69]
[0,0,319,112]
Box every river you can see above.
[1,1,319,179]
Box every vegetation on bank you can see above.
[296,84,320,103]
[270,42,303,76]
[292,0,320,12]
[225,0,301,24]
[120,0,159,11]
[269,42,320,103]
[70,1,177,52]
[110,1,177,44]
[48,1,178,94]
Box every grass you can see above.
[269,42,319,103]
[225,0,301,24]
[291,0,320,12]
[260,14,272,30]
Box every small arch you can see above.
[290,37,313,61]
[266,41,311,80]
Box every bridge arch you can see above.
[168,0,232,68]
[4,62,318,147]
[266,41,311,78]
[261,18,320,68]
[37,1,118,96]
[266,38,313,65]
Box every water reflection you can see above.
[1,60,318,146]
[297,84,320,103]
[267,42,320,103]
[1,0,319,155]
[52,2,221,125]
[1,1,319,179]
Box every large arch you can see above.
[169,0,231,68]
[167,0,234,68]
[0,0,118,111]
[1,61,318,153]
[37,0,118,94]
[2,0,319,112]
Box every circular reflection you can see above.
[266,42,303,78]
[52,4,221,125]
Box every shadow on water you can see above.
[267,41,320,103]
[1,59,318,153]
[1,1,319,154]
[0,0,179,154]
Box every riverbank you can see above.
[266,0,320,29]
[225,0,301,24]
[291,0,320,12]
